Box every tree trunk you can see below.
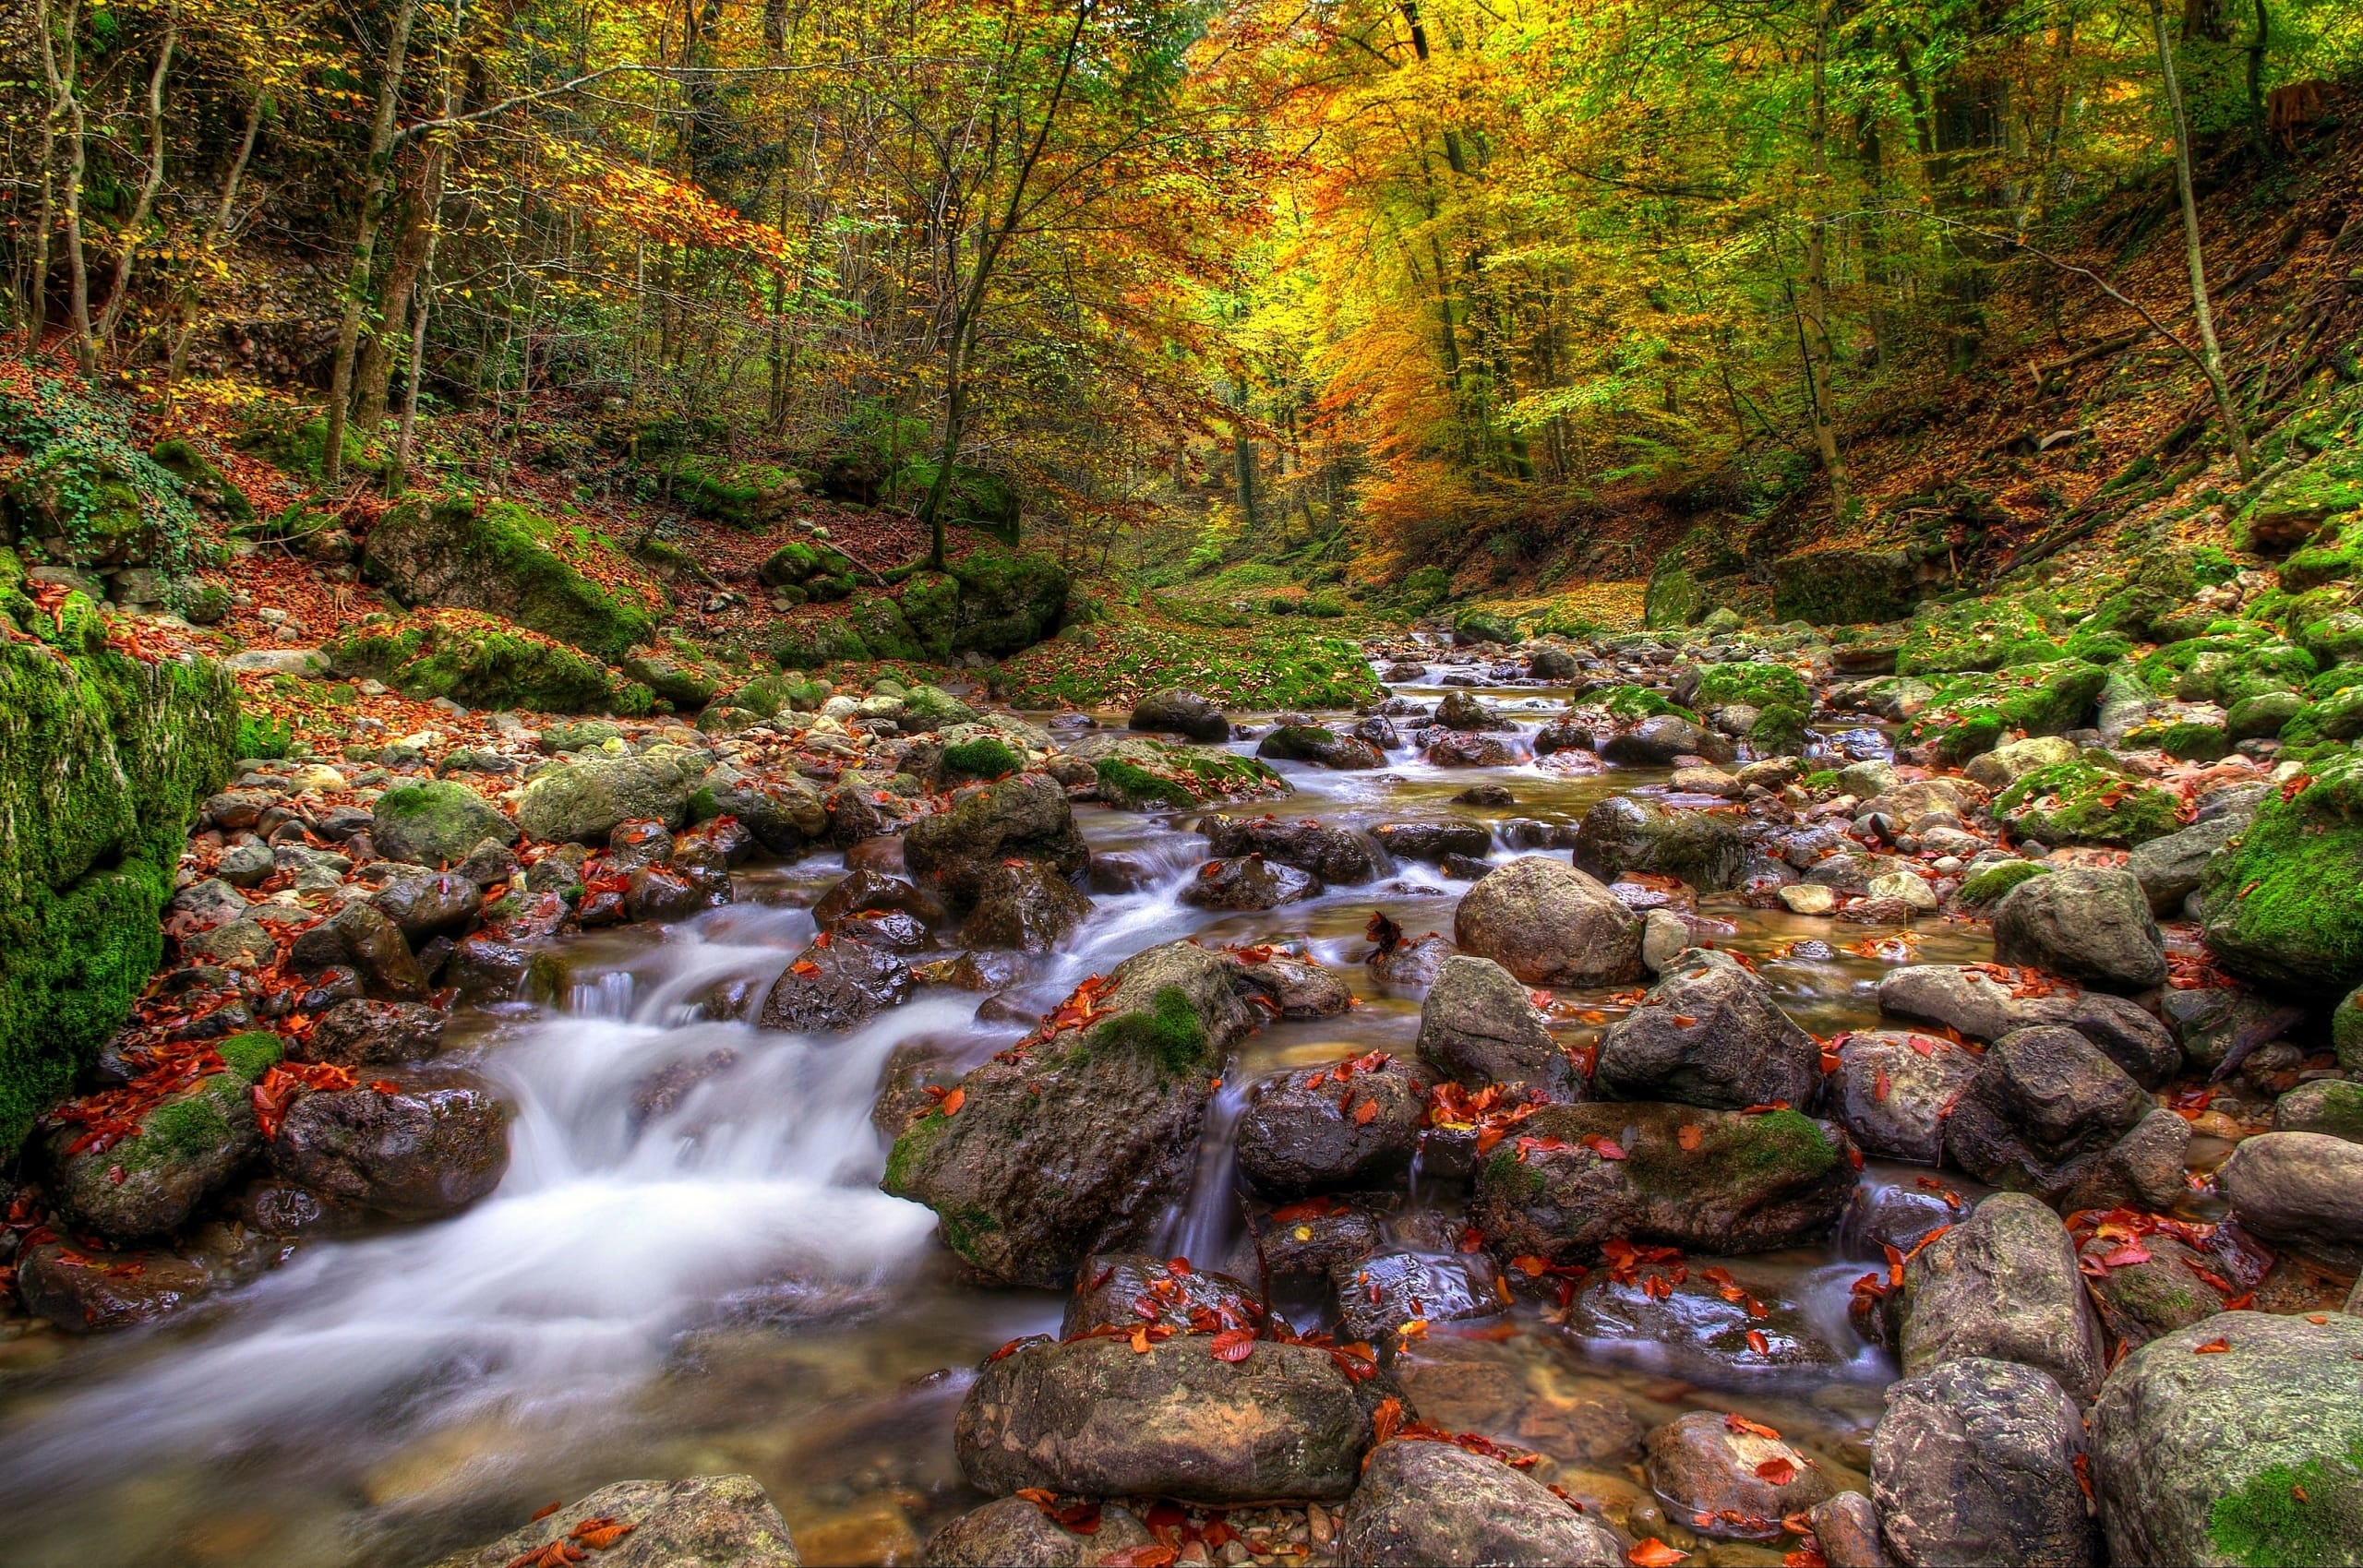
[354,168,433,437]
[94,9,175,353]
[1803,2,1853,518]
[163,88,261,415]
[322,0,422,486]
[37,0,94,375]
[2152,0,2255,478]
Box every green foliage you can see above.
[234,712,295,760]
[1400,565,1453,612]
[0,375,203,589]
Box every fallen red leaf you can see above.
[1756,1456,1797,1485]
[1677,1123,1703,1152]
[1628,1540,1690,1566]
[1209,1328,1255,1362]
[2195,1338,2231,1353]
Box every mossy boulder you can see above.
[1904,662,2112,762]
[1992,760,2181,848]
[1074,736,1289,810]
[373,779,512,867]
[940,736,1023,784]
[2200,752,2363,996]
[361,497,657,664]
[757,540,853,588]
[1472,1103,1855,1261]
[882,942,1258,1286]
[2138,633,2317,708]
[330,615,623,713]
[0,618,239,1155]
[620,652,721,710]
[1898,594,2064,676]
[900,682,976,730]
[1452,610,1518,646]
[898,570,960,660]
[1773,545,1925,627]
[48,1048,276,1241]
[948,548,1068,654]
[670,455,799,529]
[848,592,924,661]
[1644,564,1703,630]
[516,744,708,844]
[1696,661,1810,712]
[233,405,366,483]
[150,437,255,528]
[1959,860,2051,905]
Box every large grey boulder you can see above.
[2215,1131,2363,1266]
[1259,724,1385,769]
[1896,1192,2105,1402]
[1415,955,1576,1096]
[1202,815,1383,882]
[2090,1311,2363,1567]
[1473,1103,1855,1261]
[1940,1025,2186,1211]
[1873,1357,2093,1568]
[1573,796,1745,890]
[1877,964,2179,1086]
[515,744,706,844]
[268,1072,509,1221]
[1339,1438,1625,1567]
[1593,948,1818,1110]
[1236,1053,1431,1196]
[2127,815,2246,916]
[882,940,1254,1287]
[1829,1029,1982,1164]
[1129,688,1229,743]
[904,773,1088,911]
[424,1475,800,1568]
[370,779,510,866]
[699,767,828,856]
[1602,713,1730,765]
[954,1335,1379,1503]
[1989,867,2166,993]
[1454,856,1644,986]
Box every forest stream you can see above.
[0,648,2217,1568]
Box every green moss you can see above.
[882,1105,951,1197]
[849,593,923,661]
[122,1078,240,1176]
[1750,702,1808,756]
[214,1031,284,1082]
[0,635,237,1155]
[2200,755,2363,995]
[1454,610,1518,645]
[235,712,294,760]
[1897,594,2062,676]
[1772,546,1922,627]
[2125,718,2234,761]
[2206,1439,2363,1568]
[1483,1144,1547,1200]
[150,437,255,527]
[330,617,620,713]
[1602,685,1700,723]
[1992,760,2180,847]
[1089,987,1211,1080]
[1696,662,1810,712]
[942,736,1022,784]
[948,548,1069,654]
[1960,860,2052,904]
[670,455,797,528]
[2139,632,2318,707]
[1627,1107,1839,1197]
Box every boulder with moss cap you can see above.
[882,940,1256,1287]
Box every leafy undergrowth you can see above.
[1455,581,1649,638]
[997,609,1381,712]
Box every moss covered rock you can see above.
[330,614,623,713]
[373,779,512,866]
[883,942,1257,1286]
[945,548,1067,654]
[1644,564,1703,630]
[0,618,239,1155]
[150,437,255,528]
[898,570,960,660]
[848,592,924,661]
[1452,609,1517,646]
[670,455,800,529]
[360,497,657,663]
[1774,546,1926,627]
[1898,595,2063,676]
[1696,661,1810,712]
[1904,663,2111,762]
[1992,760,2181,848]
[2200,752,2363,996]
[2138,632,2317,708]
[1074,736,1288,810]
[48,1051,274,1242]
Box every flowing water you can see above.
[0,660,2009,1567]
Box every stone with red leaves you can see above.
[15,1242,211,1334]
[269,1072,510,1221]
[1238,1055,1433,1197]
[1644,1409,1834,1541]
[920,1495,1156,1567]
[1339,1437,1625,1567]
[424,1474,800,1568]
[1060,1252,1272,1340]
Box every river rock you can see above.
[921,1496,1154,1567]
[2075,1230,2229,1350]
[1338,1438,1625,1568]
[1130,688,1230,743]
[2127,815,2247,916]
[1896,1193,2105,1401]
[1592,949,1818,1110]
[48,1064,265,1241]
[954,1335,1380,1502]
[1603,714,1730,765]
[1260,724,1385,769]
[15,1241,212,1333]
[1871,1357,2093,1568]
[1989,868,2166,993]
[1060,1252,1271,1338]
[1369,930,1455,990]
[1415,955,1575,1096]
[758,937,914,1032]
[702,767,829,856]
[2274,1078,2363,1143]
[1332,1249,1507,1349]
[884,940,1254,1286]
[1238,1054,1431,1196]
[371,871,481,941]
[1203,815,1384,883]
[269,1073,510,1221]
[1533,716,1597,755]
[1570,1263,1841,1375]
[424,1474,801,1568]
[1473,1103,1856,1261]
[2089,1311,2363,1568]
[1645,1408,1835,1539]
[1224,947,1353,1018]
[1433,689,1509,731]
[905,773,1089,910]
[1876,964,2179,1087]
[1179,853,1320,910]
[1427,731,1516,766]
[1454,856,1644,986]
[1573,796,1745,891]
[370,779,510,867]
[2214,1131,2363,1264]
[1808,1493,1889,1568]
[1829,1030,1982,1164]
[515,744,706,844]
[296,901,429,999]
[1370,821,1492,864]
[959,861,1090,952]
[303,998,446,1065]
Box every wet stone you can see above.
[1178,853,1321,910]
[1059,1252,1272,1339]
[1568,1262,1845,1376]
[1331,1249,1508,1350]
[1237,1054,1432,1196]
[1643,1408,1835,1540]
[15,1242,212,1334]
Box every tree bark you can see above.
[94,8,176,353]
[322,0,423,485]
[2152,0,2255,478]
[37,0,94,375]
[1803,1,1853,517]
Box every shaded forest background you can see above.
[4,0,2363,605]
